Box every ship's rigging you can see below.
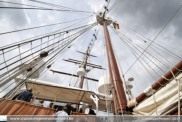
[0,0,182,117]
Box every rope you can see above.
[107,0,120,14]
[119,23,182,59]
[119,31,172,69]
[170,69,181,116]
[121,5,182,75]
[1,50,11,79]
[152,88,158,115]
[114,28,163,79]
[0,18,94,51]
[0,62,49,114]
[0,54,39,81]
[31,42,33,58]
[174,66,182,72]
[0,57,46,93]
[85,71,88,90]
[1,24,95,93]
[119,27,178,67]
[0,23,95,74]
[111,27,159,81]
[108,0,125,16]
[0,16,92,36]
[114,34,141,94]
[3,35,70,95]
[0,35,62,82]
[0,7,94,13]
[55,26,96,85]
[67,64,77,86]
[50,72,55,83]
[0,15,95,113]
[54,25,94,69]
[29,0,94,13]
[0,23,93,66]
[58,27,95,86]
[117,32,168,73]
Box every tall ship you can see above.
[0,0,182,121]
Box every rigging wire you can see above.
[0,0,99,112]
[1,57,47,95]
[110,27,141,99]
[107,0,124,16]
[0,0,91,17]
[111,28,154,92]
[120,28,179,67]
[0,0,50,8]
[48,25,97,85]
[67,64,77,86]
[0,25,90,71]
[2,24,95,98]
[0,24,95,76]
[111,15,182,60]
[0,23,96,80]
[0,0,92,17]
[0,53,40,79]
[1,50,11,79]
[1,64,46,95]
[0,16,94,50]
[51,26,94,69]
[0,15,93,36]
[117,31,171,71]
[115,33,161,79]
[107,0,121,15]
[0,0,93,17]
[40,26,96,87]
[115,28,181,81]
[69,28,99,86]
[151,44,180,61]
[29,0,94,13]
[107,0,120,13]
[0,24,96,89]
[66,29,96,87]
[116,30,167,75]
[0,0,93,16]
[0,6,94,13]
[44,24,97,66]
[120,5,182,76]
[112,34,141,94]
[2,65,78,113]
[111,27,159,81]
[1,0,181,115]
[119,24,182,59]
[106,0,111,8]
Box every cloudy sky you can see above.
[0,0,182,115]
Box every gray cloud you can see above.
[0,0,182,115]
[0,1,30,29]
[107,0,182,96]
[110,0,182,39]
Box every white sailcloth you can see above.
[133,73,182,115]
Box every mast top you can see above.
[96,12,112,26]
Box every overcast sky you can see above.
[0,0,182,115]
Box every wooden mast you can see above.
[102,20,128,114]
[76,50,89,112]
[79,50,89,88]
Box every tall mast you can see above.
[97,12,128,114]
[78,50,89,88]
